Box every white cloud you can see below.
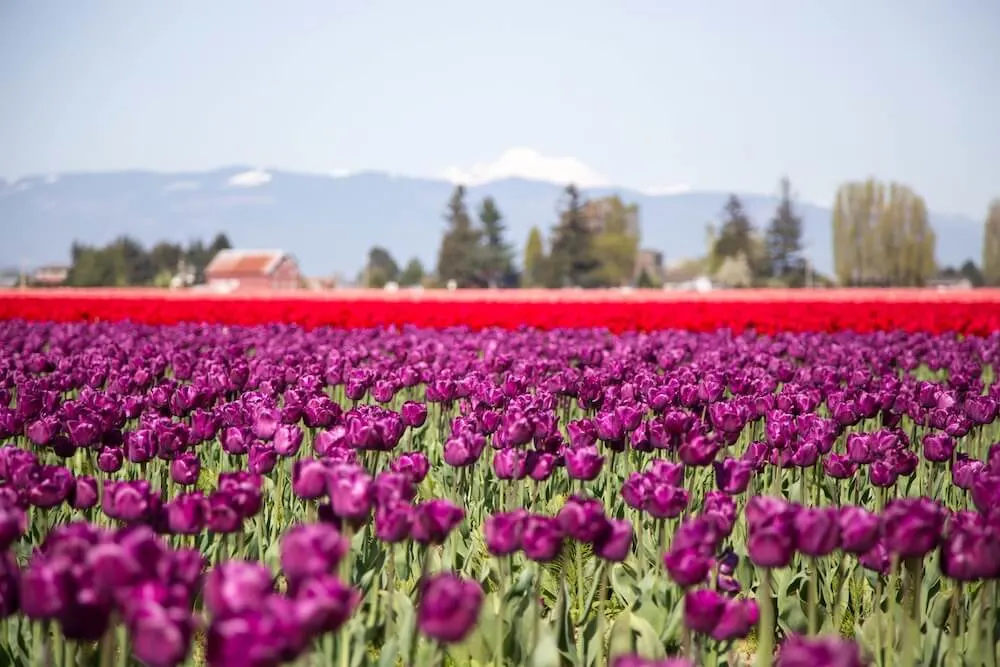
[439,147,610,188]
[227,169,272,188]
[329,169,354,178]
[642,183,692,196]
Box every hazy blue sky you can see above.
[1,0,997,216]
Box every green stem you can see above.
[755,568,774,667]
[985,581,998,667]
[887,556,899,667]
[338,524,355,667]
[597,564,608,667]
[385,543,396,643]
[406,548,429,667]
[808,558,819,635]
[530,566,543,663]
[98,623,115,667]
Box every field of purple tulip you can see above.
[1,321,999,667]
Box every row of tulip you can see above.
[2,291,1000,333]
[0,321,998,666]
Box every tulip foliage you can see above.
[0,321,998,667]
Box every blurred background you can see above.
[1,1,998,294]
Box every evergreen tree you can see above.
[478,197,516,287]
[983,200,1000,286]
[713,195,754,268]
[765,177,803,279]
[436,185,484,287]
[549,184,599,287]
[523,226,546,288]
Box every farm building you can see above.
[203,249,302,292]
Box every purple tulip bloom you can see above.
[882,498,946,559]
[746,496,798,568]
[203,561,275,619]
[683,588,726,635]
[775,634,865,667]
[417,573,483,644]
[411,499,464,545]
[280,523,349,591]
[794,507,841,557]
[838,506,881,554]
[484,510,526,556]
[564,445,605,481]
[294,574,360,635]
[170,452,201,486]
[521,514,564,562]
[595,518,633,562]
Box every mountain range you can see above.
[0,166,985,279]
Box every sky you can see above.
[1,0,998,217]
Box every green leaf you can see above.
[532,624,562,667]
[608,610,636,660]
[630,614,666,659]
[610,563,640,610]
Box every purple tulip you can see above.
[273,424,304,457]
[838,506,881,554]
[564,445,605,481]
[775,635,865,667]
[557,495,608,543]
[595,519,633,562]
[794,507,841,557]
[170,452,201,486]
[714,458,753,495]
[292,458,329,500]
[164,492,207,535]
[294,574,360,635]
[484,510,526,556]
[326,464,374,523]
[411,499,464,545]
[710,597,759,641]
[128,600,194,667]
[0,552,18,618]
[664,547,713,588]
[746,496,798,568]
[521,514,564,562]
[280,523,349,591]
[0,506,27,550]
[103,480,158,523]
[922,433,955,463]
[683,588,726,635]
[374,502,412,543]
[97,446,124,473]
[390,451,430,483]
[644,482,689,519]
[247,443,278,475]
[882,498,946,559]
[400,401,428,428]
[203,561,275,619]
[678,434,721,467]
[251,408,280,441]
[417,573,483,644]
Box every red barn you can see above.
[204,249,302,292]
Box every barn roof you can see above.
[205,249,289,276]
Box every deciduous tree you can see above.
[983,200,1000,286]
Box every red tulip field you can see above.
[0,288,999,667]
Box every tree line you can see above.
[369,179,1000,289]
[65,233,232,287]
